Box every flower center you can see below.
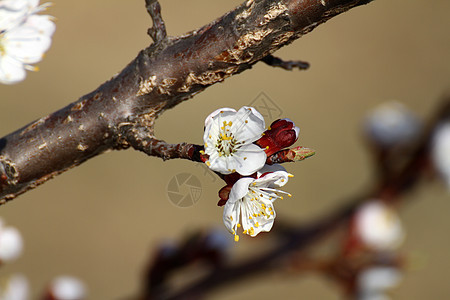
[215,121,241,157]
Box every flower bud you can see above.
[256,118,300,156]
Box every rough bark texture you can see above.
[0,0,373,203]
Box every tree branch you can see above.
[0,0,374,203]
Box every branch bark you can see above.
[0,0,374,203]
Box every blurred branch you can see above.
[140,96,450,299]
[0,0,374,203]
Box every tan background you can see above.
[1,0,449,298]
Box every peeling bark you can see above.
[0,0,374,202]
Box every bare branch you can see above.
[145,0,167,42]
[261,54,310,71]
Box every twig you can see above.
[261,54,310,71]
[145,0,167,43]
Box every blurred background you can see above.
[0,0,449,298]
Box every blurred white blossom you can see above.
[0,274,29,300]
[364,101,421,148]
[355,201,404,251]
[358,266,402,300]
[431,122,450,188]
[0,218,23,262]
[0,0,55,84]
[48,276,87,300]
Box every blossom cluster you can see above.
[0,0,55,84]
[352,200,405,299]
[202,106,304,241]
[0,218,87,300]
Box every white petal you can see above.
[233,106,265,142]
[0,55,26,84]
[204,107,236,128]
[257,164,287,176]
[4,15,55,63]
[240,194,275,236]
[233,144,266,175]
[255,166,290,188]
[0,1,28,31]
[223,200,240,234]
[242,106,265,125]
[228,177,254,203]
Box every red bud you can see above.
[256,119,299,156]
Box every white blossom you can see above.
[0,218,23,262]
[364,101,421,148]
[431,122,450,188]
[355,201,404,251]
[223,164,292,241]
[0,274,29,300]
[49,276,87,300]
[358,267,402,297]
[203,106,267,176]
[0,0,55,84]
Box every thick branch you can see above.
[0,0,374,202]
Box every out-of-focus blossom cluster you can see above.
[0,0,55,84]
[202,107,308,241]
[0,218,87,299]
[351,200,405,299]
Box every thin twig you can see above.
[145,0,167,42]
[261,55,310,71]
